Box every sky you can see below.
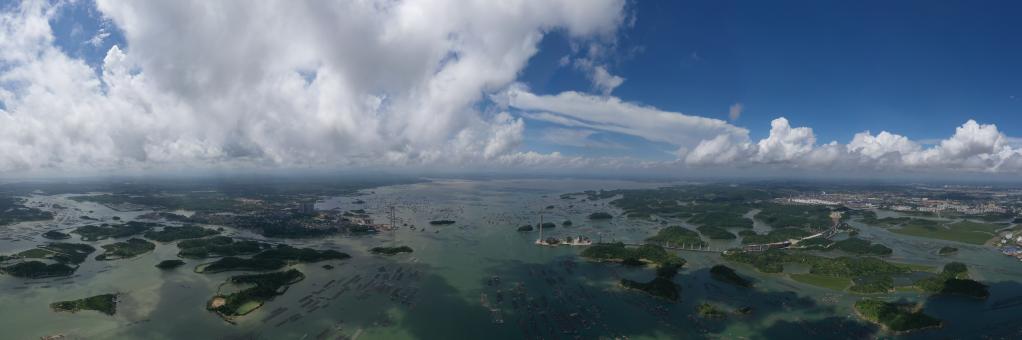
[1,0,1021,179]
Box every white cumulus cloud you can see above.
[0,0,627,174]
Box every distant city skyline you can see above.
[1,0,1021,177]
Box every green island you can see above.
[938,246,958,255]
[723,249,910,293]
[797,237,893,256]
[73,221,161,241]
[429,220,456,225]
[516,225,533,232]
[254,245,351,262]
[197,245,350,273]
[41,230,71,240]
[709,265,752,287]
[696,302,727,319]
[696,225,737,240]
[208,269,305,318]
[646,226,706,247]
[96,238,156,260]
[1,261,76,278]
[621,262,683,301]
[562,220,572,226]
[144,225,219,242]
[913,262,989,299]
[0,196,54,225]
[370,246,414,255]
[177,236,270,259]
[17,243,96,264]
[0,242,97,278]
[198,256,286,273]
[50,294,118,316]
[588,212,613,220]
[156,259,186,269]
[581,242,685,267]
[853,299,941,332]
[582,242,685,301]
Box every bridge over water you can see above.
[628,213,843,254]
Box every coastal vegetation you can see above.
[696,225,737,240]
[754,203,833,229]
[581,242,685,267]
[646,226,706,247]
[798,237,893,256]
[790,273,852,290]
[73,222,161,241]
[0,242,97,278]
[740,228,809,245]
[96,238,156,260]
[69,193,244,212]
[890,220,1002,245]
[562,220,572,226]
[197,245,349,273]
[198,256,286,273]
[42,230,70,240]
[20,243,96,264]
[1,261,76,278]
[696,303,727,319]
[516,225,533,232]
[50,294,117,316]
[621,265,683,301]
[853,299,941,332]
[913,262,988,299]
[371,246,413,255]
[156,259,186,269]
[177,236,269,259]
[209,269,305,317]
[254,245,350,262]
[723,249,910,293]
[144,225,219,242]
[588,212,613,220]
[938,246,958,255]
[689,211,753,229]
[585,186,768,220]
[0,196,53,225]
[429,220,456,225]
[709,265,752,287]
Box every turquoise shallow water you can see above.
[2,178,1022,339]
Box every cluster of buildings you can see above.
[895,199,1005,214]
[781,192,1014,216]
[777,192,880,210]
[998,231,1022,261]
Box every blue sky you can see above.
[2,0,1022,176]
[517,0,1022,156]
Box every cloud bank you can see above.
[0,0,1019,177]
[506,86,1022,174]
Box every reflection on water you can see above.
[2,179,1022,339]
